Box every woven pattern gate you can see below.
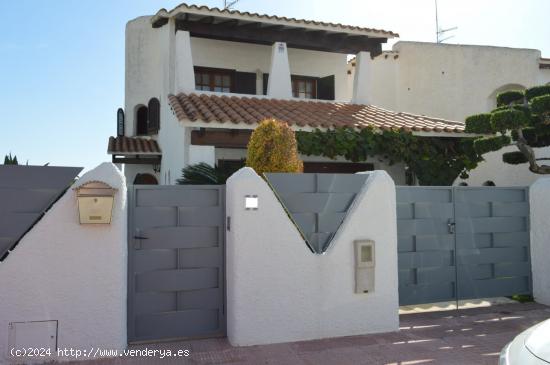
[128,185,225,343]
[397,186,531,306]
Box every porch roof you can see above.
[168,93,466,134]
[107,136,161,155]
[151,3,397,55]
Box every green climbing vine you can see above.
[295,127,483,185]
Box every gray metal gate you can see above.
[397,186,531,306]
[128,185,225,343]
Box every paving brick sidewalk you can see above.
[68,302,549,365]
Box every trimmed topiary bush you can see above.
[246,119,303,175]
[503,151,529,165]
[473,135,511,155]
[466,83,550,174]
[496,90,524,107]
[531,95,550,116]
[465,113,492,133]
[525,85,550,102]
[490,109,530,133]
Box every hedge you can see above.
[473,135,511,155]
[525,85,550,102]
[490,109,530,132]
[502,151,529,165]
[465,113,493,133]
[531,95,550,115]
[496,90,524,107]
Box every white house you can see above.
[108,3,550,186]
[108,3,470,186]
[355,42,550,186]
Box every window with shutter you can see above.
[194,67,233,92]
[136,105,148,136]
[148,98,160,134]
[291,76,317,99]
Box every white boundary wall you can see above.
[225,168,399,346]
[529,177,550,306]
[0,163,127,363]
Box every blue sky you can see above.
[1,0,549,171]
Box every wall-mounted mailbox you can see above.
[354,239,375,294]
[74,181,117,224]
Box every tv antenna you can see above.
[223,0,240,10]
[435,0,457,43]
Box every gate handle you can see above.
[447,219,456,234]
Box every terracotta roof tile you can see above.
[107,136,161,155]
[168,93,466,134]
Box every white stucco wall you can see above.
[455,145,550,187]
[225,168,399,346]
[529,178,550,306]
[0,163,127,363]
[125,16,164,136]
[370,42,545,123]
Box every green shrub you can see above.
[490,109,530,132]
[502,151,529,165]
[465,113,493,133]
[525,85,550,101]
[246,119,303,176]
[474,135,511,155]
[177,163,232,185]
[531,95,550,115]
[496,90,524,107]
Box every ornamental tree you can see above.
[465,85,550,174]
[246,119,303,175]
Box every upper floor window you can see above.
[291,76,317,99]
[135,97,160,136]
[195,67,233,92]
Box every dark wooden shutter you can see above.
[148,98,160,134]
[263,73,269,95]
[136,106,148,135]
[234,71,257,95]
[317,75,335,100]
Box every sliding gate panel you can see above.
[396,187,456,306]
[128,185,225,343]
[397,186,531,306]
[454,187,531,300]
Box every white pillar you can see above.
[175,30,196,94]
[159,18,176,96]
[267,42,292,99]
[529,178,550,305]
[352,51,372,104]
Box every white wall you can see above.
[0,163,127,363]
[125,16,164,136]
[529,178,550,306]
[225,168,399,346]
[370,42,545,123]
[456,145,550,187]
